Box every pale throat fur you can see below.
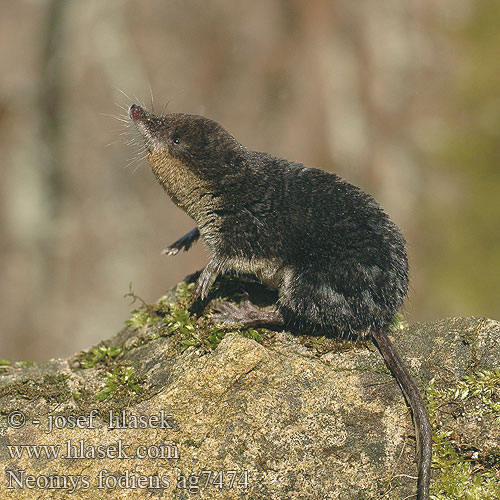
[146,150,218,225]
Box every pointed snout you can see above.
[128,104,147,123]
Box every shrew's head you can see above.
[129,104,244,180]
[128,104,246,220]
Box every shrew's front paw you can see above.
[192,258,222,301]
[162,227,200,256]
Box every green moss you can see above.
[0,374,72,404]
[15,360,36,368]
[123,282,234,355]
[390,312,409,331]
[242,327,263,343]
[431,436,500,499]
[427,369,500,422]
[78,345,123,369]
[0,359,11,366]
[426,369,500,499]
[125,309,154,329]
[176,281,197,299]
[95,366,143,401]
[125,283,195,333]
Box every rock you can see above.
[0,279,499,499]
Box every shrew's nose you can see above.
[129,104,147,122]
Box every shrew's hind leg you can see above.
[162,227,200,255]
[211,298,284,327]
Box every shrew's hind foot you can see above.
[211,299,284,327]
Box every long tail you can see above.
[371,330,432,500]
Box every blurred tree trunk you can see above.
[12,0,68,357]
[37,0,66,255]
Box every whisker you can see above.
[114,87,134,103]
[126,151,148,171]
[132,157,147,173]
[100,113,129,123]
[162,99,172,116]
[104,139,124,148]
[147,79,154,113]
[127,143,146,152]
[115,102,129,112]
[134,95,144,108]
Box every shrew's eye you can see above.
[173,137,180,145]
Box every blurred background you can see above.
[1,0,499,361]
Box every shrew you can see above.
[128,103,432,500]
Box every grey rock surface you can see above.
[1,286,499,499]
